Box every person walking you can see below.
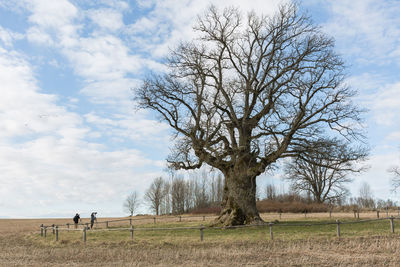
[90,212,97,229]
[73,213,80,229]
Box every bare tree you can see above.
[171,177,186,214]
[389,166,400,191]
[145,177,165,216]
[161,180,171,215]
[265,184,277,200]
[284,139,367,203]
[123,191,140,216]
[136,3,365,225]
[193,173,209,209]
[184,178,195,212]
[357,182,375,208]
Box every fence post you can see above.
[83,227,87,244]
[44,226,47,239]
[40,224,43,237]
[377,210,380,218]
[130,225,134,240]
[86,223,89,229]
[200,224,204,241]
[279,213,282,220]
[203,216,205,221]
[67,223,70,229]
[55,226,59,241]
[179,216,181,222]
[269,222,274,240]
[153,217,156,224]
[390,216,395,233]
[129,218,132,226]
[336,220,341,237]
[106,221,109,228]
[52,224,55,234]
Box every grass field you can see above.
[2,212,400,266]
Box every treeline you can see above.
[144,172,224,215]
[132,177,399,216]
[260,182,398,213]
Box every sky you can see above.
[0,0,399,218]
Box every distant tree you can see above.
[136,3,365,225]
[184,178,195,212]
[389,166,400,191]
[171,177,186,214]
[193,172,209,209]
[145,177,165,216]
[357,182,375,208]
[376,198,397,209]
[284,139,367,203]
[264,184,277,200]
[161,180,171,215]
[123,191,140,216]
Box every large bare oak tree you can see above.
[136,4,364,226]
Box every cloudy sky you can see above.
[0,0,399,218]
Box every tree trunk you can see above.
[214,169,263,226]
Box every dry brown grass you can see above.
[1,213,400,266]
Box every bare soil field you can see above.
[1,213,400,266]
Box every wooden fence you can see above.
[40,214,212,230]
[39,215,399,244]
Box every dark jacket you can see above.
[73,214,80,223]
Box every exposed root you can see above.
[212,208,265,227]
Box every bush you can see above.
[256,199,330,213]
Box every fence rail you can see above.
[39,215,400,244]
[41,214,212,229]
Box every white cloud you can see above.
[65,35,141,79]
[126,0,289,58]
[84,111,170,144]
[387,131,400,141]
[0,26,23,46]
[87,8,124,32]
[321,0,400,65]
[0,40,163,217]
[27,0,78,29]
[366,82,400,126]
[353,152,399,200]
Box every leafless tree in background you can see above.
[171,177,186,214]
[192,171,210,209]
[284,139,367,203]
[160,180,171,215]
[144,177,165,216]
[265,184,277,200]
[136,3,365,225]
[123,191,140,216]
[184,178,195,212]
[389,166,400,191]
[357,181,375,208]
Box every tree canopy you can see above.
[136,3,365,225]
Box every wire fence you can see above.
[39,215,400,244]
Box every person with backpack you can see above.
[73,213,80,229]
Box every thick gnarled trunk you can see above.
[214,168,263,226]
